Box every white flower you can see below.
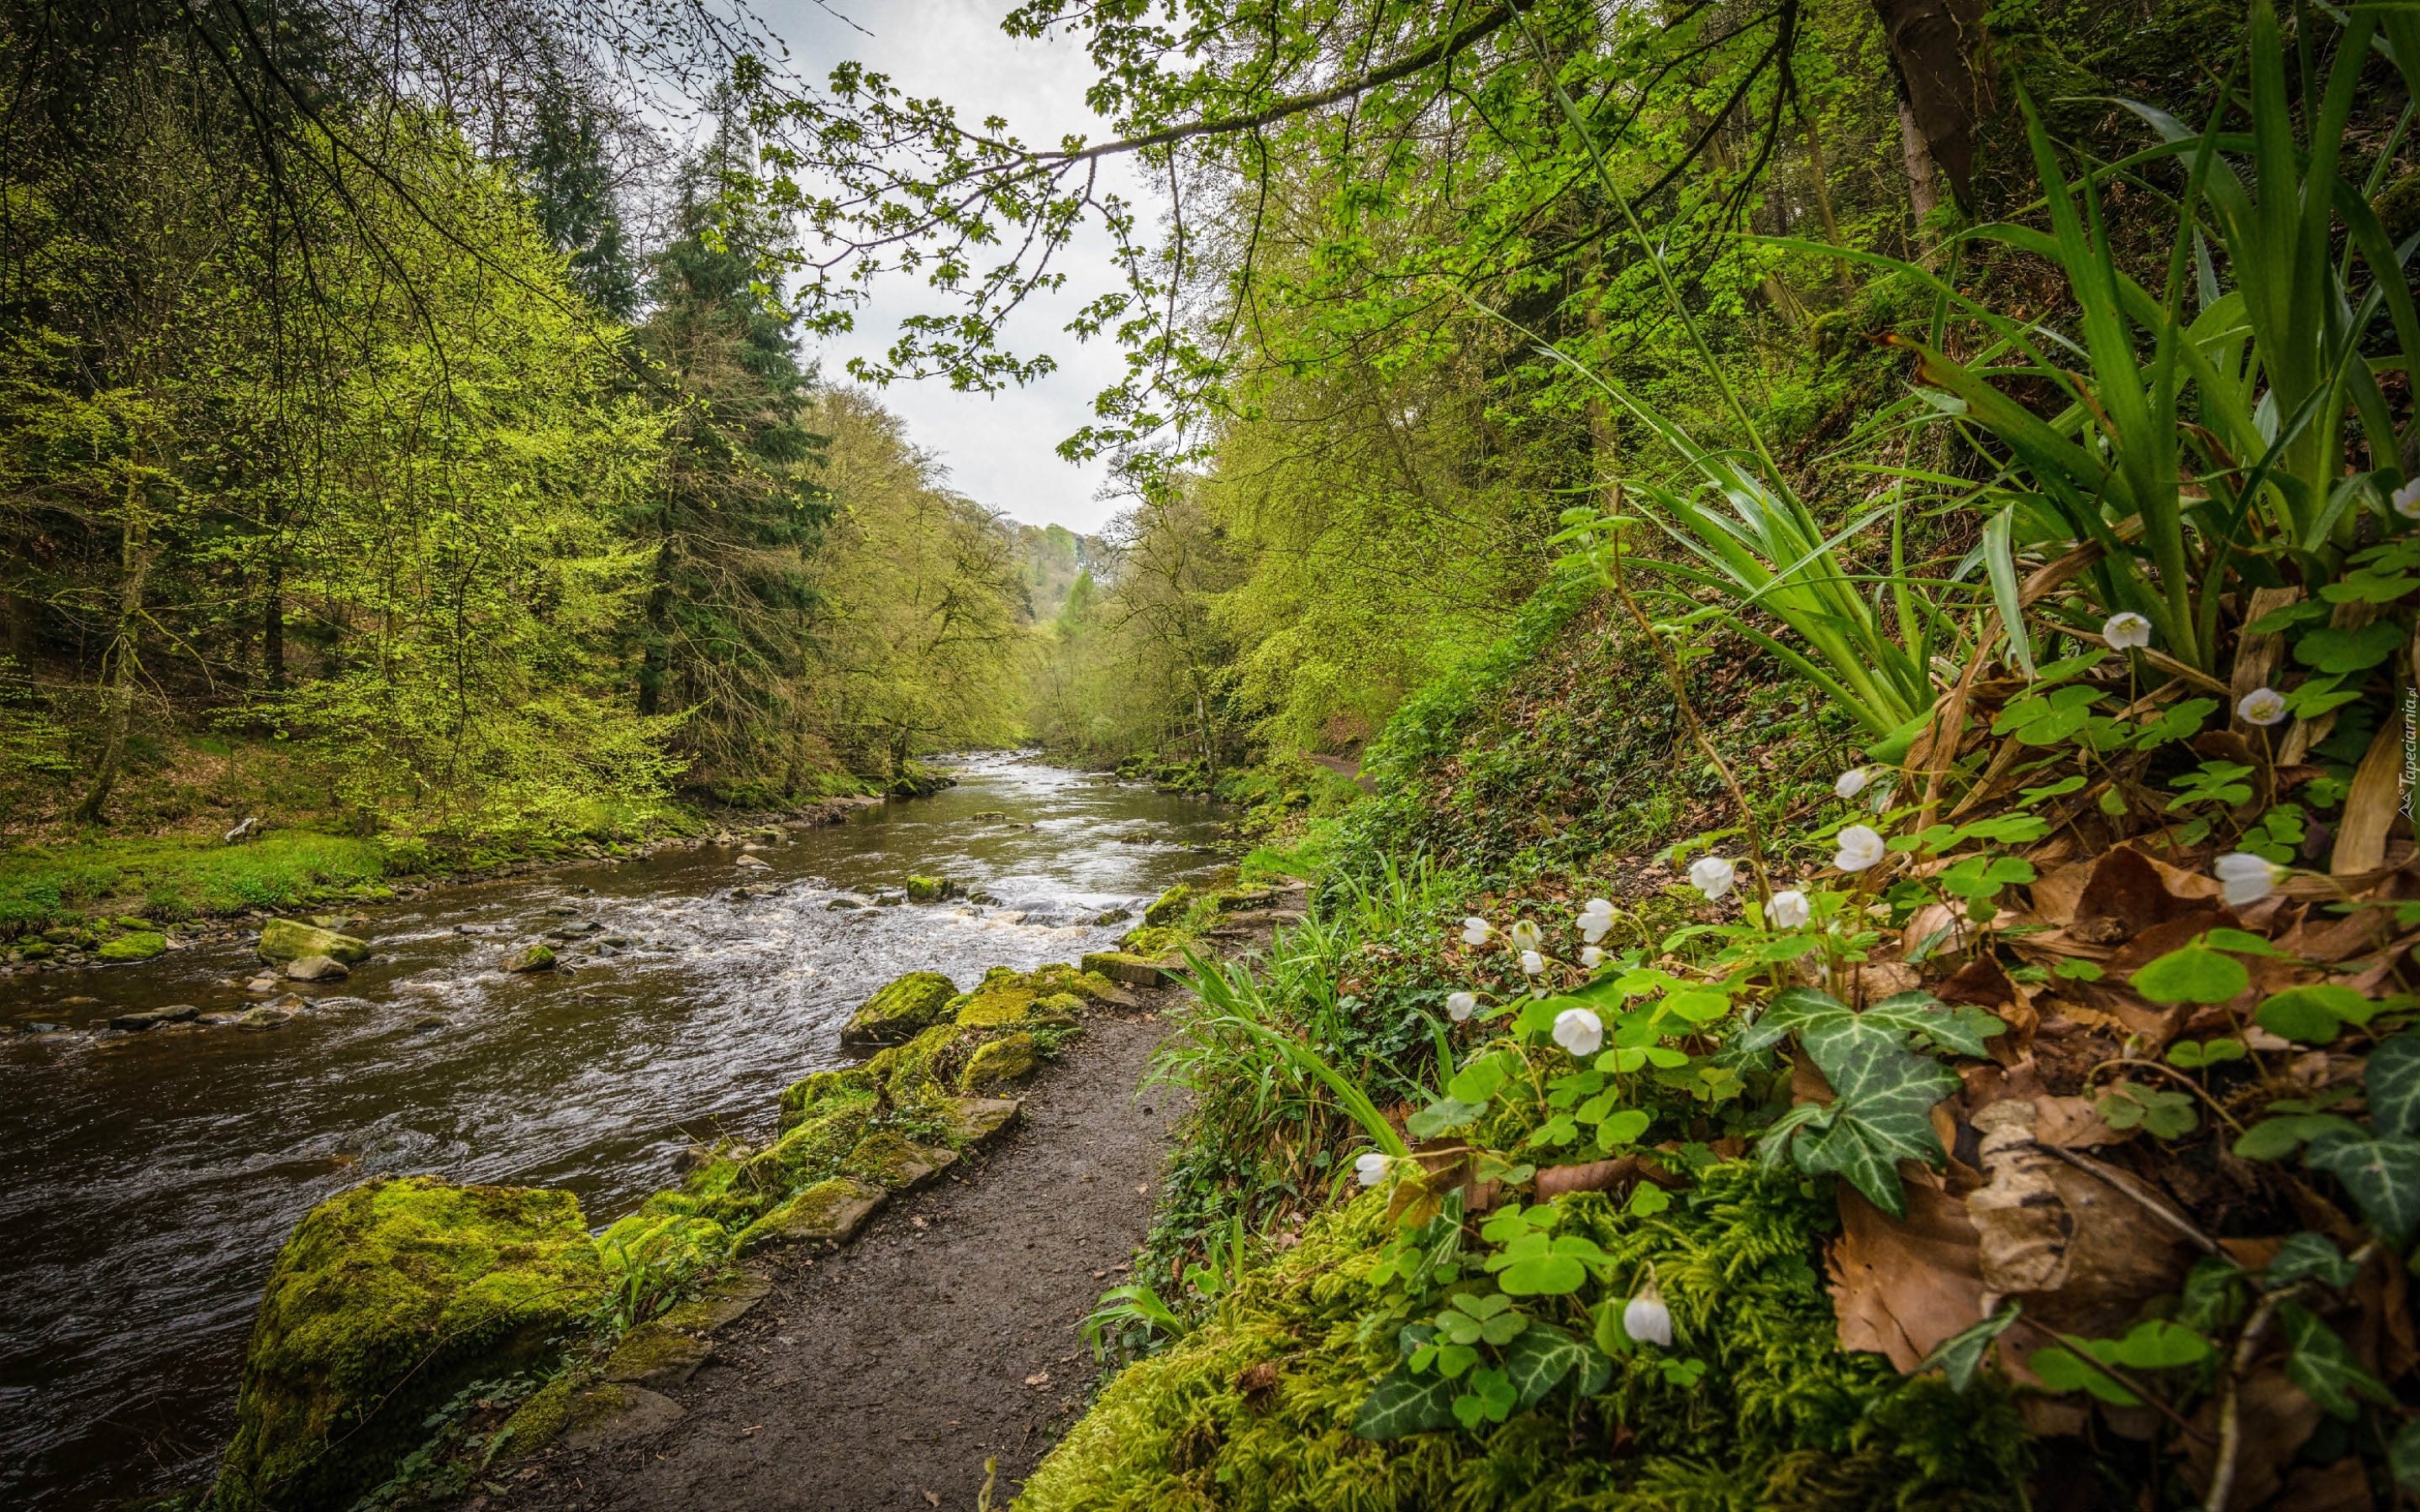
[1552,1007,1604,1056]
[2214,851,2281,908]
[1577,897,1616,943]
[1460,916,1491,947]
[2394,477,2420,519]
[1581,945,1605,969]
[2102,612,2153,650]
[1624,1274,1674,1347]
[1355,1152,1392,1187]
[1446,990,1478,1022]
[1768,889,1811,929]
[1833,825,1887,873]
[1509,920,1544,953]
[1519,949,1546,977]
[1834,767,1870,800]
[1688,855,1737,900]
[2238,687,2289,727]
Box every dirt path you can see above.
[487,1000,1188,1512]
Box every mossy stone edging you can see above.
[212,1176,605,1512]
[839,970,958,1047]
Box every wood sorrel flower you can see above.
[2395,477,2420,519]
[1833,825,1886,872]
[1688,856,1736,900]
[1519,949,1545,976]
[2214,851,2280,906]
[2102,612,2153,649]
[2237,687,2288,726]
[1581,945,1604,969]
[1833,766,1870,799]
[1552,1006,1603,1055]
[1624,1270,1673,1347]
[1509,921,1544,953]
[1768,889,1811,928]
[1355,1152,1392,1186]
[1446,990,1477,1021]
[1577,897,1615,942]
[1460,916,1491,946]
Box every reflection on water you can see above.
[0,757,1227,1509]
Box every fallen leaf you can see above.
[923,1492,942,1508]
[1023,1371,1050,1388]
[2332,717,2403,875]
[2068,847,2219,945]
[911,1216,929,1229]
[2179,1369,2322,1508]
[1828,1182,1985,1373]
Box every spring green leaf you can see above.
[2255,984,2366,1044]
[2103,1319,2212,1369]
[2028,1346,2141,1404]
[1921,1302,2021,1391]
[2131,945,2249,1004]
[1353,1363,1460,1439]
[2294,620,2406,674]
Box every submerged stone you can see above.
[255,918,370,965]
[213,1176,605,1512]
[839,971,958,1048]
[501,943,556,973]
[284,954,350,983]
[905,874,954,902]
[111,1004,199,1031]
[960,1032,1039,1094]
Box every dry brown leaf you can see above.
[2031,1095,2128,1149]
[1828,1184,1986,1373]
[2028,860,2096,928]
[2181,1369,2323,1509]
[2270,1457,2375,1512]
[2069,848,2217,945]
[2331,717,2405,875]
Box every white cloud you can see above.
[751,0,1145,533]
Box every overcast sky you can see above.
[748,0,1142,534]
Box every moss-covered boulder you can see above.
[960,1032,1039,1093]
[843,1131,959,1191]
[213,1177,605,1512]
[1141,884,1193,927]
[501,943,555,974]
[904,874,954,902]
[255,917,369,965]
[1082,950,1176,988]
[838,971,958,1048]
[727,1091,878,1218]
[778,1067,877,1133]
[733,1177,886,1253]
[950,966,1043,1028]
[865,1022,969,1107]
[97,931,166,962]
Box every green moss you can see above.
[732,1176,886,1252]
[212,1176,606,1512]
[255,917,369,964]
[1022,1168,2028,1512]
[594,1212,729,1272]
[865,1022,969,1106]
[842,1131,952,1189]
[97,931,166,961]
[839,971,958,1047]
[710,1091,879,1225]
[1142,883,1193,927]
[959,1032,1039,1093]
[778,1067,877,1132]
[492,1373,581,1459]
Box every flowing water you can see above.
[0,757,1228,1509]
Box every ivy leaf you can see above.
[1499,1320,1604,1408]
[2028,1346,2141,1404]
[2392,1420,2420,1494]
[2131,944,2249,1004]
[2265,1232,2360,1290]
[2304,1130,2420,1244]
[1921,1302,2020,1391]
[2367,1033,2420,1137]
[1353,1363,1460,1439]
[2281,1304,2392,1420]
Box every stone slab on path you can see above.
[487,1005,1187,1512]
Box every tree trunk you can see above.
[1799,100,1858,301]
[262,557,286,689]
[1897,97,1942,228]
[636,538,674,717]
[76,501,154,822]
[1870,0,1992,215]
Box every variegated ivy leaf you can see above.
[2305,1130,2420,1245]
[1500,1320,1612,1407]
[1921,1302,2021,1392]
[2281,1304,2393,1420]
[1353,1363,1460,1440]
[1791,1067,1960,1219]
[2367,1032,2420,1137]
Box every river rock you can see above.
[839,971,958,1047]
[1082,949,1176,988]
[245,974,280,993]
[905,874,953,902]
[97,932,166,962]
[943,1095,1023,1144]
[824,895,865,910]
[602,1320,714,1387]
[735,853,771,871]
[111,1004,201,1031]
[234,1005,299,1031]
[959,1032,1039,1094]
[1092,907,1133,926]
[733,1176,886,1253]
[844,1131,960,1192]
[284,955,350,982]
[256,918,369,965]
[212,1176,605,1511]
[502,943,556,973]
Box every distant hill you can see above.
[1013,522,1107,622]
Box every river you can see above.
[0,757,1228,1509]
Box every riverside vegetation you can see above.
[15,0,2420,1507]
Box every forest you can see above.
[5,0,2420,1507]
